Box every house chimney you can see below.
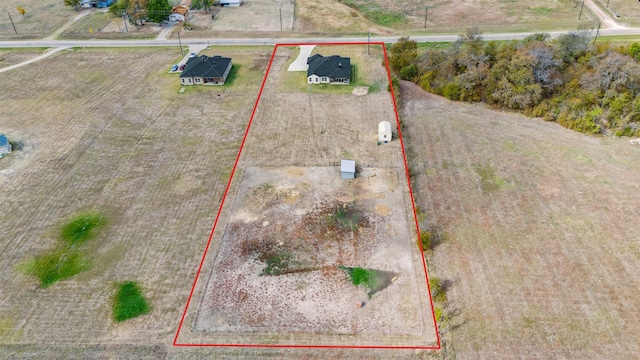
[338,62,342,68]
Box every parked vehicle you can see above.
[171,64,179,72]
[179,64,186,71]
[189,52,197,58]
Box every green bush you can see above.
[24,248,90,288]
[430,277,446,303]
[399,64,418,81]
[113,281,150,322]
[61,213,105,245]
[442,82,461,100]
[418,231,431,252]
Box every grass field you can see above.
[0,0,78,40]
[0,46,272,354]
[400,81,640,358]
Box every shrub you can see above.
[430,277,447,303]
[24,248,90,288]
[399,64,418,81]
[61,213,105,245]
[113,281,150,322]
[442,82,461,100]
[418,231,431,252]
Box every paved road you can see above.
[1,26,640,50]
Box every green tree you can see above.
[110,0,129,17]
[127,0,148,27]
[389,37,418,73]
[63,0,81,11]
[146,0,171,23]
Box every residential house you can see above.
[0,134,11,157]
[307,54,351,85]
[180,55,232,86]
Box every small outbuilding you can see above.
[340,159,356,180]
[220,0,241,6]
[0,134,12,157]
[378,121,392,143]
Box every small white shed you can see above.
[378,121,392,143]
[340,160,356,180]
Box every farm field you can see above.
[400,81,640,358]
[0,46,276,357]
[175,44,437,348]
[294,0,596,33]
[0,0,79,40]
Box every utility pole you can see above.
[593,22,601,45]
[578,0,585,21]
[8,12,17,34]
[280,7,282,31]
[424,6,428,29]
[606,0,610,7]
[122,11,128,32]
[178,31,183,55]
[367,32,371,55]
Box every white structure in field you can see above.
[378,121,392,143]
[220,0,241,6]
[340,160,356,180]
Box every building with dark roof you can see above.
[306,54,351,85]
[180,55,232,86]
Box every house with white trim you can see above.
[307,54,351,85]
[180,55,232,86]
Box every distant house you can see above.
[220,0,242,6]
[0,135,11,157]
[170,0,191,21]
[340,160,356,180]
[307,54,351,85]
[378,121,392,143]
[180,55,232,86]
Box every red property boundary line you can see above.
[173,41,441,351]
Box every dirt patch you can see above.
[193,166,434,346]
[352,86,369,96]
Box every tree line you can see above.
[389,30,640,136]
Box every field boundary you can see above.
[173,41,440,350]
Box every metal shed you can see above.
[340,160,356,179]
[378,121,392,143]
[0,134,12,157]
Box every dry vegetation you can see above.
[0,46,275,357]
[400,81,640,358]
[0,0,79,40]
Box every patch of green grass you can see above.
[418,231,431,252]
[113,281,150,322]
[532,6,553,15]
[61,213,105,246]
[339,266,396,298]
[262,252,293,275]
[59,12,113,39]
[339,0,406,27]
[221,64,240,88]
[23,248,90,288]
[473,163,506,192]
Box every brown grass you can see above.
[0,0,79,40]
[0,46,269,350]
[400,80,640,358]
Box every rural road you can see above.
[1,2,640,71]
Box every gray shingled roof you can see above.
[307,55,351,79]
[180,55,232,78]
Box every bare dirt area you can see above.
[209,0,295,32]
[0,47,276,357]
[400,81,640,358]
[176,45,438,348]
[192,166,434,347]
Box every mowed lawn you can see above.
[0,46,269,351]
[400,81,640,359]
